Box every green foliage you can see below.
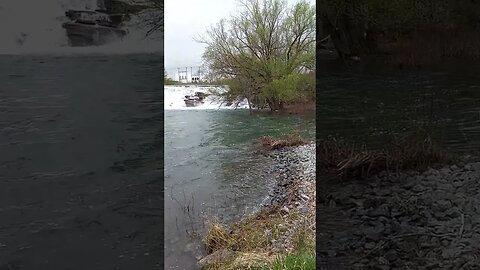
[254,234,316,270]
[199,0,316,111]
[264,74,299,102]
[267,251,315,270]
[261,73,315,103]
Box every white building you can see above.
[177,68,203,83]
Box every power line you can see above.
[173,66,203,83]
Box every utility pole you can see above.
[177,67,189,83]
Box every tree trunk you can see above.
[247,97,253,115]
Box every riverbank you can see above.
[318,159,480,269]
[317,47,480,73]
[164,85,315,115]
[199,143,316,269]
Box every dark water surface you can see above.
[318,69,480,153]
[0,54,163,269]
[164,109,314,269]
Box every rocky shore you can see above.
[265,143,315,206]
[199,143,316,269]
[264,143,316,251]
[318,162,480,269]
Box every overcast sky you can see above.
[164,0,314,80]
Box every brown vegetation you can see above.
[201,206,315,270]
[258,134,308,151]
[317,131,457,181]
[281,101,316,115]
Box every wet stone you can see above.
[412,184,425,192]
[434,200,452,212]
[445,208,461,218]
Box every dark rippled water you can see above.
[164,109,314,269]
[317,70,480,153]
[0,54,163,269]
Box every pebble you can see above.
[318,161,480,268]
[280,206,289,214]
[300,194,310,201]
[298,207,308,214]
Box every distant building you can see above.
[191,75,200,83]
[177,67,203,83]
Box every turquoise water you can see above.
[164,109,314,269]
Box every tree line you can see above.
[318,0,480,60]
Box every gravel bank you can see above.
[318,162,480,269]
[199,143,316,268]
[267,143,316,252]
[265,143,316,206]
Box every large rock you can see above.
[63,7,130,47]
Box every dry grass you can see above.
[317,130,457,181]
[201,207,312,269]
[259,134,308,151]
[204,208,291,254]
[204,221,235,254]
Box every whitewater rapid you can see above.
[0,0,161,55]
[164,86,249,110]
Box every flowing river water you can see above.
[0,54,163,269]
[164,87,315,269]
[317,67,480,152]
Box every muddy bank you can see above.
[318,162,480,269]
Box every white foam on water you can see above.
[164,85,250,110]
[0,0,161,55]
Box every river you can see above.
[164,87,315,269]
[0,54,163,269]
[317,68,480,153]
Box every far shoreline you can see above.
[164,84,316,116]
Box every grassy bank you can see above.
[200,208,315,270]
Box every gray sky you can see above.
[164,0,314,80]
